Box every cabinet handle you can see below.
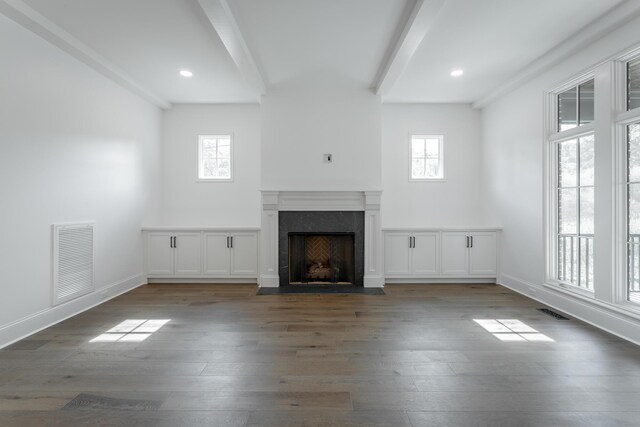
[466,236,469,248]
[173,236,177,248]
[170,236,173,248]
[412,236,416,248]
[230,236,233,249]
[470,236,473,248]
[409,236,412,248]
[226,236,229,248]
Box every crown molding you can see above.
[472,0,640,110]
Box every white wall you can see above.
[161,104,261,226]
[382,104,484,227]
[482,13,640,343]
[0,15,161,345]
[261,85,382,191]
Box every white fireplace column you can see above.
[364,191,384,287]
[259,190,384,288]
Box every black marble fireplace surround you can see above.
[279,211,365,286]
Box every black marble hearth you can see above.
[279,211,364,286]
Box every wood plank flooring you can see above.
[1,284,639,426]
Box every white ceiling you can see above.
[387,0,625,103]
[14,0,630,106]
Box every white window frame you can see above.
[614,48,640,309]
[197,134,233,182]
[409,134,445,182]
[544,72,596,297]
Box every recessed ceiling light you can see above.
[450,69,464,77]
[179,70,193,78]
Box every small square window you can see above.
[198,135,232,181]
[628,57,640,111]
[410,135,444,180]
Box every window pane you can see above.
[579,237,593,289]
[558,87,577,131]
[412,139,426,157]
[578,79,594,125]
[425,158,440,178]
[217,142,231,159]
[629,183,640,235]
[629,242,640,303]
[629,124,640,182]
[216,159,231,178]
[558,235,577,283]
[579,135,594,186]
[424,139,440,157]
[559,189,577,235]
[580,187,594,235]
[412,158,425,179]
[629,57,640,111]
[558,139,577,188]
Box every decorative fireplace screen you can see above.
[288,233,355,284]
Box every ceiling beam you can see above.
[373,0,448,97]
[195,0,266,95]
[472,0,640,109]
[0,0,171,109]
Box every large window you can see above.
[198,135,232,181]
[410,135,444,180]
[549,77,595,292]
[557,134,594,289]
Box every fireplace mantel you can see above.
[259,191,383,288]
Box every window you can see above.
[627,123,640,303]
[558,79,594,131]
[556,134,594,290]
[628,57,640,111]
[198,135,232,181]
[548,76,595,292]
[410,135,443,180]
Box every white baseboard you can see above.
[385,278,496,284]
[0,274,144,350]
[259,275,280,287]
[499,273,640,346]
[147,278,258,284]
[364,275,385,288]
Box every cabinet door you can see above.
[469,232,497,275]
[230,232,258,275]
[441,232,469,275]
[412,232,439,275]
[174,233,202,275]
[147,233,174,275]
[203,233,231,275]
[384,232,412,275]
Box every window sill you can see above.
[543,281,640,322]
[409,178,446,183]
[196,178,234,183]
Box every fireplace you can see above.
[288,233,355,284]
[279,211,365,286]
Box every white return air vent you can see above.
[53,222,95,305]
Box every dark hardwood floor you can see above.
[1,284,639,426]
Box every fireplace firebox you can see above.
[278,211,365,286]
[288,233,355,284]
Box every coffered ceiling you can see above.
[2,0,633,108]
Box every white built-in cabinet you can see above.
[144,228,259,280]
[384,229,499,280]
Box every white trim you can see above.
[385,278,496,284]
[0,274,144,349]
[499,273,640,345]
[147,278,257,284]
[197,134,233,182]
